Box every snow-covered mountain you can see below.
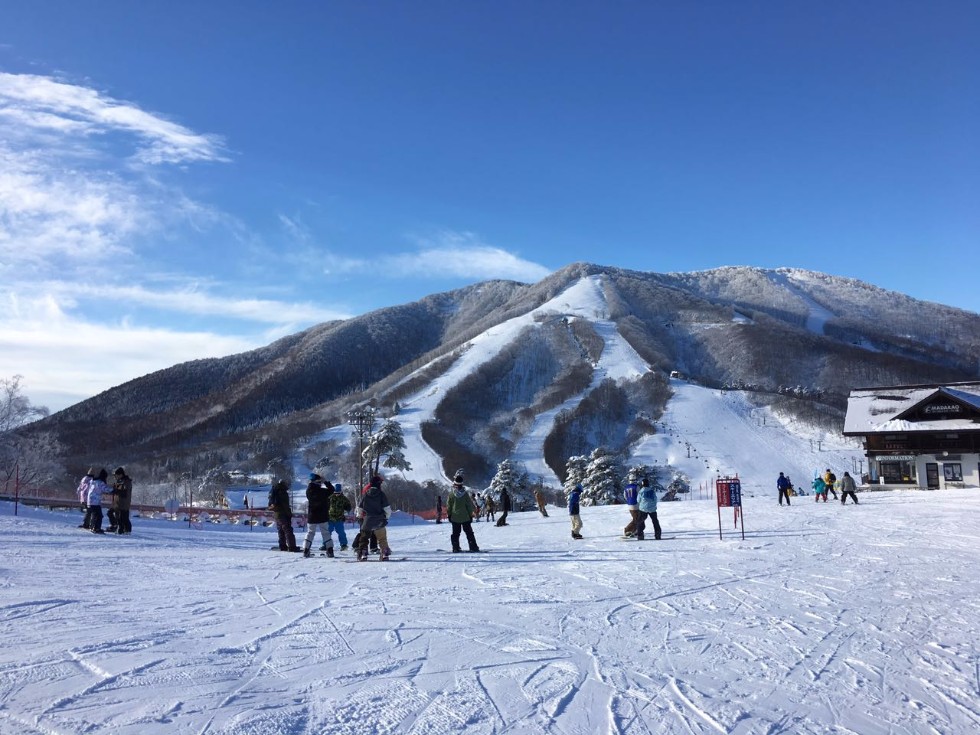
[25,263,980,492]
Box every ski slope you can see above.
[2,488,979,734]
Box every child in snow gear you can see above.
[356,475,392,560]
[777,472,792,506]
[495,486,511,526]
[622,479,641,537]
[447,474,480,552]
[268,479,299,551]
[812,475,828,502]
[110,467,133,534]
[840,471,860,504]
[302,474,333,557]
[635,480,661,540]
[568,484,583,539]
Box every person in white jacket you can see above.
[76,469,95,529]
[83,468,113,534]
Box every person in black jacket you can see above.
[356,475,392,561]
[268,479,299,552]
[301,474,333,557]
[495,486,511,527]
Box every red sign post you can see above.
[716,476,745,540]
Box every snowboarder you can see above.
[777,472,792,506]
[84,468,113,534]
[495,486,511,526]
[622,479,641,537]
[470,492,482,521]
[447,474,480,552]
[76,468,95,529]
[356,475,392,561]
[327,481,352,551]
[823,469,839,500]
[109,467,132,534]
[268,479,299,551]
[840,471,860,505]
[302,474,332,557]
[635,479,662,540]
[568,484,583,539]
[484,495,496,523]
[535,488,549,517]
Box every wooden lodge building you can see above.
[843,382,980,489]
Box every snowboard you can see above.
[437,549,488,554]
[345,557,408,563]
[621,536,675,541]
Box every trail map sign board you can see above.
[716,476,745,540]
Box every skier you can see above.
[495,486,511,526]
[622,478,641,537]
[568,484,583,539]
[447,473,480,552]
[356,475,392,561]
[302,473,332,557]
[777,472,792,506]
[840,471,860,505]
[635,479,662,540]
[268,479,299,552]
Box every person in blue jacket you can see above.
[777,472,792,506]
[568,484,583,539]
[635,479,661,540]
[622,479,640,538]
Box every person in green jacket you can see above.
[446,473,480,553]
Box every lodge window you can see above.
[943,463,963,482]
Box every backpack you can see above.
[328,492,352,522]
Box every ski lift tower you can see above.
[346,406,377,491]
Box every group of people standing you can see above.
[77,466,132,534]
[777,469,859,506]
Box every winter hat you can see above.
[96,468,108,482]
[453,473,464,484]
[370,475,383,488]
[309,472,322,481]
[575,483,583,491]
[641,478,649,487]
[114,467,125,476]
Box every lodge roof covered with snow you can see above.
[843,382,980,435]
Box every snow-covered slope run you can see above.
[2,488,979,734]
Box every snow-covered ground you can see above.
[2,487,979,734]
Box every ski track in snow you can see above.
[2,488,980,735]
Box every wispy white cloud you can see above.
[0,72,227,164]
[310,229,551,282]
[0,293,261,412]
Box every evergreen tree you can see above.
[363,419,413,477]
[563,455,588,501]
[488,459,519,504]
[624,464,657,488]
[582,447,621,506]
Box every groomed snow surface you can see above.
[3,489,979,734]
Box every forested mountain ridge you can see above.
[24,263,980,487]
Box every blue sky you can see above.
[1,1,978,412]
